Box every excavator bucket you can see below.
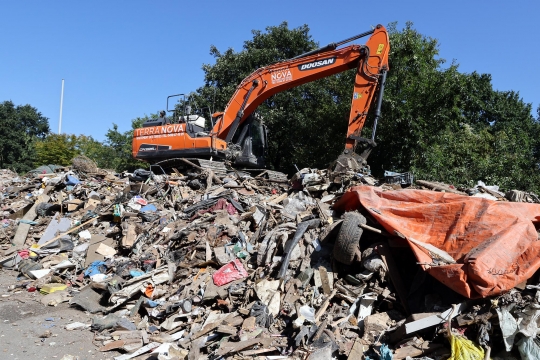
[331,137,376,174]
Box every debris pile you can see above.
[2,161,540,359]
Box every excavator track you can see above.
[151,158,288,183]
[152,158,228,177]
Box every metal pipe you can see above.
[371,70,387,141]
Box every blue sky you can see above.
[2,1,538,141]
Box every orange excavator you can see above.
[132,24,389,174]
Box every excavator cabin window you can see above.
[250,117,265,158]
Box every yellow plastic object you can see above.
[39,283,68,295]
[448,334,486,360]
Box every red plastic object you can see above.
[212,259,249,286]
[18,249,30,259]
[27,287,37,292]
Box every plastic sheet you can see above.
[65,175,81,186]
[334,185,540,298]
[212,259,248,286]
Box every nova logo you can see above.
[298,57,336,71]
[135,124,185,137]
[271,69,293,84]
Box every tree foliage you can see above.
[375,22,540,191]
[34,116,150,172]
[35,134,80,166]
[0,101,49,173]
[102,116,150,172]
[191,21,540,192]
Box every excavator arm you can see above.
[212,24,389,153]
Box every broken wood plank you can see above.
[394,342,444,359]
[416,180,466,195]
[216,338,273,356]
[316,199,330,223]
[38,216,98,248]
[216,325,237,335]
[121,223,137,249]
[359,223,383,234]
[405,302,467,334]
[315,288,337,323]
[478,185,504,199]
[319,265,332,295]
[114,341,160,360]
[348,338,367,359]
[12,186,53,245]
[268,192,287,204]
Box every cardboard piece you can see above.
[121,224,137,249]
[85,235,115,267]
[96,243,117,257]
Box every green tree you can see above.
[35,134,80,166]
[34,116,154,173]
[35,134,113,169]
[375,22,540,191]
[0,101,49,173]
[104,116,151,172]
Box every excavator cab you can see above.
[230,114,267,168]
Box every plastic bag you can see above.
[448,334,485,360]
[212,259,248,286]
[496,306,518,351]
[379,344,393,360]
[517,336,540,360]
[250,301,273,328]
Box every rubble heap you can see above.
[1,161,540,360]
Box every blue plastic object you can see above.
[84,261,106,277]
[65,175,81,186]
[144,299,159,307]
[130,270,145,277]
[380,344,393,360]
[140,204,157,212]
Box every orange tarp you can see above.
[333,185,540,298]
